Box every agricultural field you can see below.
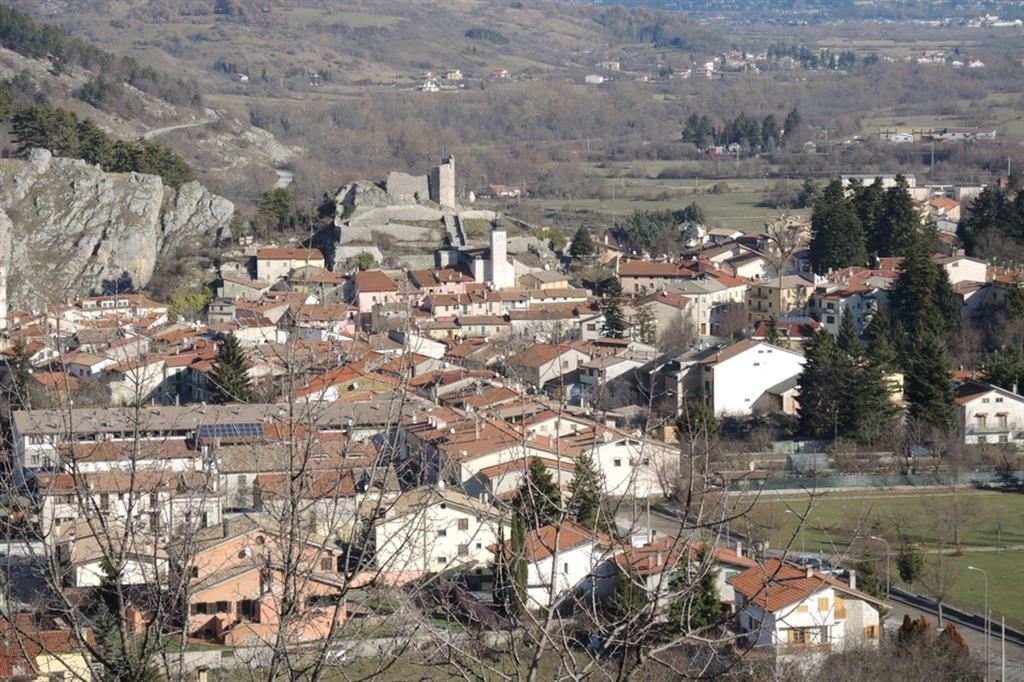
[519,171,807,234]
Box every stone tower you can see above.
[429,155,456,210]
[488,218,514,290]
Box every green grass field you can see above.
[749,489,1024,556]
[903,549,1024,629]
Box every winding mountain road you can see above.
[143,107,220,140]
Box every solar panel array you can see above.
[197,423,264,440]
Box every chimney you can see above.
[222,517,230,538]
[654,551,663,567]
[735,539,743,558]
[475,420,481,439]
[847,569,856,591]
[805,565,813,579]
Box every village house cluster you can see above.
[0,168,1017,674]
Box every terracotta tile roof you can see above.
[408,268,473,289]
[508,343,589,369]
[37,470,212,495]
[614,536,758,577]
[293,303,353,322]
[648,291,691,310]
[477,456,575,478]
[618,259,692,277]
[363,486,498,520]
[256,247,324,261]
[728,558,882,611]
[354,270,399,292]
[62,351,110,367]
[495,521,612,563]
[30,372,81,391]
[222,273,270,289]
[255,470,362,498]
[59,439,196,464]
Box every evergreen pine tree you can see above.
[602,275,624,299]
[864,304,900,370]
[808,180,868,274]
[880,175,922,257]
[567,452,604,529]
[979,348,1024,393]
[665,549,724,634]
[209,334,254,404]
[569,226,594,259]
[514,458,561,528]
[607,566,647,624]
[600,296,628,339]
[890,244,959,343]
[634,303,657,345]
[797,331,843,439]
[836,308,862,356]
[904,332,957,433]
[851,178,887,256]
[762,316,782,345]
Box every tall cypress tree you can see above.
[509,509,532,614]
[809,180,867,274]
[762,316,782,346]
[208,334,254,404]
[905,332,957,433]
[567,452,604,529]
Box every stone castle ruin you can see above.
[331,155,553,284]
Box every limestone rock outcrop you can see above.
[0,150,233,307]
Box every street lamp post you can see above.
[968,565,989,682]
[868,535,891,600]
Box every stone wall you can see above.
[385,172,430,204]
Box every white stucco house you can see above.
[55,519,169,587]
[494,521,617,610]
[365,486,505,583]
[700,340,805,416]
[506,343,591,388]
[956,379,1024,446]
[729,559,884,660]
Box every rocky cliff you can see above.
[0,150,233,307]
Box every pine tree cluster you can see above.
[809,175,931,274]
